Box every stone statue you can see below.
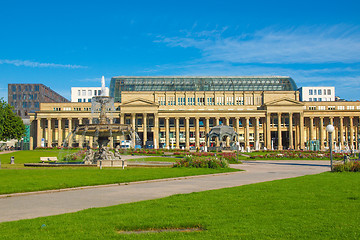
[84,147,94,164]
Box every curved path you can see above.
[0,160,330,223]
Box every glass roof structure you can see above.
[110,76,297,102]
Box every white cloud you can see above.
[0,59,87,69]
[157,25,360,64]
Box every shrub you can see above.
[333,161,360,172]
[173,155,229,169]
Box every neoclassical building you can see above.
[29,76,360,151]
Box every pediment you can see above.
[121,98,158,107]
[264,98,304,106]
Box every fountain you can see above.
[72,76,133,167]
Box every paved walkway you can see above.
[0,160,330,223]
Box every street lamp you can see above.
[326,124,335,171]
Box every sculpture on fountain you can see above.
[72,76,133,167]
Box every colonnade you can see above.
[30,113,360,151]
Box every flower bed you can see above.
[173,155,229,169]
[249,150,349,160]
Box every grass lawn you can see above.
[0,150,78,168]
[0,167,237,195]
[0,172,358,239]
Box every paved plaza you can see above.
[0,160,330,223]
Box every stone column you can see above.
[175,117,180,149]
[205,117,210,134]
[78,118,83,148]
[185,117,190,150]
[154,114,159,149]
[47,118,52,147]
[277,113,282,150]
[225,117,230,147]
[37,118,42,148]
[245,117,250,149]
[165,117,170,149]
[195,117,200,149]
[266,113,271,149]
[68,118,73,147]
[289,113,293,149]
[143,113,147,147]
[58,118,62,147]
[294,115,299,150]
[205,117,210,147]
[216,117,220,126]
[255,117,259,150]
[319,117,324,150]
[340,117,344,149]
[299,113,304,149]
[350,117,354,149]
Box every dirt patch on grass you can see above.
[118,227,203,234]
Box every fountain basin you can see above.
[75,124,132,137]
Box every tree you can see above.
[0,98,26,141]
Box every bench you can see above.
[40,157,58,163]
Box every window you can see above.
[83,99,86,102]
[88,99,91,102]
[88,90,92,96]
[216,97,224,105]
[98,90,102,95]
[82,90,86,96]
[318,89,322,95]
[18,86,21,91]
[78,90,81,96]
[309,98,312,101]
[327,89,331,95]
[313,89,317,95]
[25,86,28,91]
[197,97,204,105]
[337,106,345,110]
[178,97,185,105]
[236,97,244,105]
[35,85,39,91]
[226,97,233,105]
[187,97,195,105]
[318,98,322,101]
[309,89,313,95]
[314,98,317,102]
[168,97,175,105]
[34,102,39,108]
[94,90,97,96]
[78,99,82,102]
[207,97,214,105]
[12,94,16,99]
[158,97,165,105]
[323,89,327,95]
[12,86,16,92]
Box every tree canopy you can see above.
[0,98,26,141]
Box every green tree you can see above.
[0,98,26,141]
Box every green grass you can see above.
[0,167,237,195]
[0,172,359,239]
[0,150,78,168]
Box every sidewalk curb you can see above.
[0,170,242,199]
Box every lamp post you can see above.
[326,124,335,171]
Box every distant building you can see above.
[299,87,335,102]
[8,84,69,119]
[71,87,109,103]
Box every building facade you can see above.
[28,76,360,151]
[8,84,69,119]
[299,87,335,102]
[71,87,109,102]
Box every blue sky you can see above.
[1,0,360,101]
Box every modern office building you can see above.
[28,76,360,152]
[71,87,109,102]
[299,87,335,102]
[8,84,69,118]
